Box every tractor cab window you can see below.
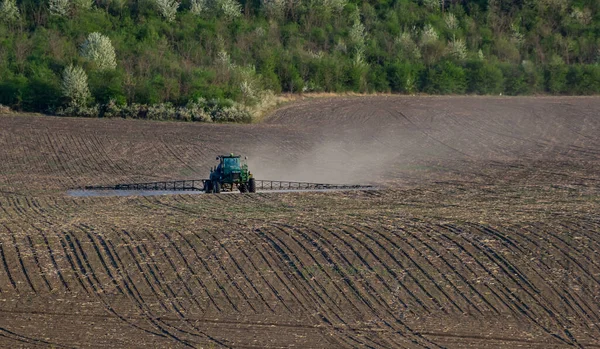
[223,157,240,169]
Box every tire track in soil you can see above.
[0,326,75,348]
[152,230,219,313]
[305,224,448,349]
[334,221,444,315]
[229,222,358,348]
[349,222,490,316]
[201,228,277,314]
[137,229,208,313]
[3,223,37,293]
[441,224,576,347]
[103,228,207,347]
[497,224,600,338]
[256,227,379,349]
[521,224,600,331]
[191,228,258,313]
[465,223,585,347]
[118,228,232,348]
[174,231,237,312]
[272,223,435,348]
[61,229,172,338]
[226,226,295,314]
[399,225,490,315]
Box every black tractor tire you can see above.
[239,184,247,193]
[205,181,213,193]
[213,181,221,194]
[248,178,256,193]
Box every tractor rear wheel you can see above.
[239,184,247,193]
[248,178,256,193]
[213,181,221,193]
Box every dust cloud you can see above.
[245,123,423,185]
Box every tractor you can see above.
[204,153,256,193]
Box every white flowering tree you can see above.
[62,65,91,109]
[190,0,206,15]
[349,18,365,49]
[0,0,20,22]
[154,0,179,22]
[395,31,421,60]
[447,36,466,61]
[420,24,438,45]
[49,0,70,16]
[444,13,457,31]
[216,0,241,20]
[80,32,117,70]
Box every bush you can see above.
[465,60,504,94]
[211,104,252,123]
[88,69,126,104]
[0,75,27,109]
[566,65,600,95]
[500,64,529,95]
[421,60,466,94]
[22,76,63,112]
[545,56,569,94]
[387,61,421,93]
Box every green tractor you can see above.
[204,154,256,193]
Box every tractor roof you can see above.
[220,153,240,158]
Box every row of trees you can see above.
[0,0,599,121]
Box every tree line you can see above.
[0,0,599,121]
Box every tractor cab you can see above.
[217,155,242,180]
[206,153,255,193]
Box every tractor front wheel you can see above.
[213,181,221,194]
[248,178,256,193]
[239,184,247,193]
[205,181,213,193]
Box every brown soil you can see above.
[0,96,599,348]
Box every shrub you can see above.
[185,98,212,122]
[99,99,122,118]
[545,55,568,94]
[501,64,529,95]
[0,75,27,109]
[147,102,176,120]
[421,60,466,94]
[566,65,600,95]
[387,61,421,93]
[465,60,504,94]
[211,104,252,123]
[0,104,11,113]
[349,18,366,50]
[22,76,63,112]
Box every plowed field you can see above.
[0,96,599,348]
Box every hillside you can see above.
[1,0,599,119]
